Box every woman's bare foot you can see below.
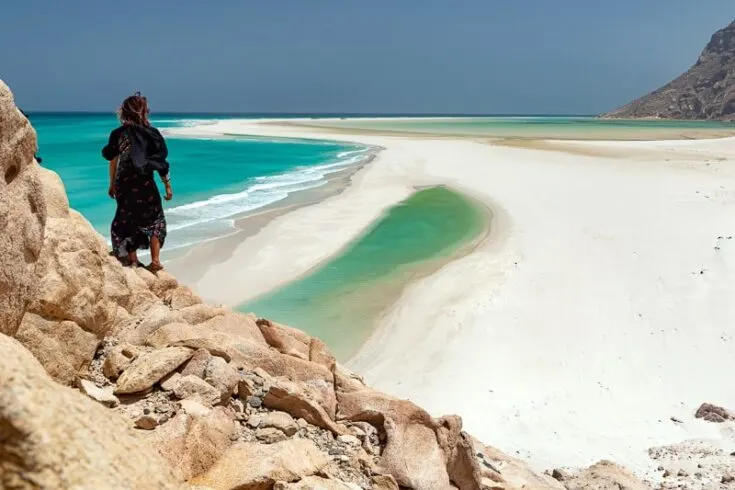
[147,261,164,273]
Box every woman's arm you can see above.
[108,157,117,198]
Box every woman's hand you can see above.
[164,182,173,201]
[108,183,116,199]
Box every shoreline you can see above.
[165,152,377,289]
[166,117,735,481]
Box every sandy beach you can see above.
[167,118,735,480]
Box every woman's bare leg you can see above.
[150,236,162,270]
[128,250,139,266]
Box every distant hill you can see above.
[603,20,735,120]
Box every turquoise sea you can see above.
[30,113,369,250]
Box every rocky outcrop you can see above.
[0,333,183,489]
[0,79,653,489]
[0,79,47,336]
[603,20,735,120]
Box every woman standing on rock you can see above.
[102,92,173,271]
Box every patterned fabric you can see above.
[103,126,167,260]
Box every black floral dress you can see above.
[102,125,169,261]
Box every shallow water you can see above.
[30,113,366,249]
[239,186,488,359]
[297,116,735,140]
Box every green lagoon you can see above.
[240,186,488,359]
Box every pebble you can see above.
[247,396,263,408]
[135,415,158,430]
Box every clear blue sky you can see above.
[2,1,732,114]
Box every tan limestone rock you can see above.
[0,80,46,337]
[274,476,362,489]
[228,341,337,418]
[37,166,69,218]
[370,475,400,490]
[78,378,119,408]
[192,439,329,490]
[246,411,298,436]
[171,337,234,362]
[102,342,140,380]
[471,438,564,489]
[179,303,229,324]
[115,346,193,394]
[256,319,337,372]
[173,374,222,405]
[14,312,98,385]
[561,460,651,490]
[146,322,203,348]
[264,378,348,436]
[0,333,183,489]
[150,270,179,297]
[26,211,118,338]
[200,312,268,346]
[165,285,203,309]
[149,406,236,481]
[181,348,213,378]
[114,303,186,346]
[205,355,240,403]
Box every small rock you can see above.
[173,374,221,405]
[297,418,309,429]
[328,447,344,456]
[678,469,688,477]
[551,468,570,481]
[115,347,194,395]
[253,367,270,380]
[723,474,735,484]
[695,403,732,423]
[246,414,263,428]
[179,398,212,417]
[160,372,181,391]
[135,415,158,430]
[657,466,665,471]
[235,413,248,422]
[254,411,298,436]
[670,416,683,424]
[78,379,119,408]
[204,356,239,403]
[102,343,139,380]
[337,455,350,463]
[180,348,211,379]
[238,378,256,399]
[663,469,671,478]
[255,427,287,444]
[247,396,262,408]
[159,414,169,424]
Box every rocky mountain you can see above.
[603,20,735,120]
[0,79,655,489]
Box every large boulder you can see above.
[0,333,184,489]
[149,406,236,481]
[191,439,329,490]
[0,79,47,337]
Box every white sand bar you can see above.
[168,120,735,477]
